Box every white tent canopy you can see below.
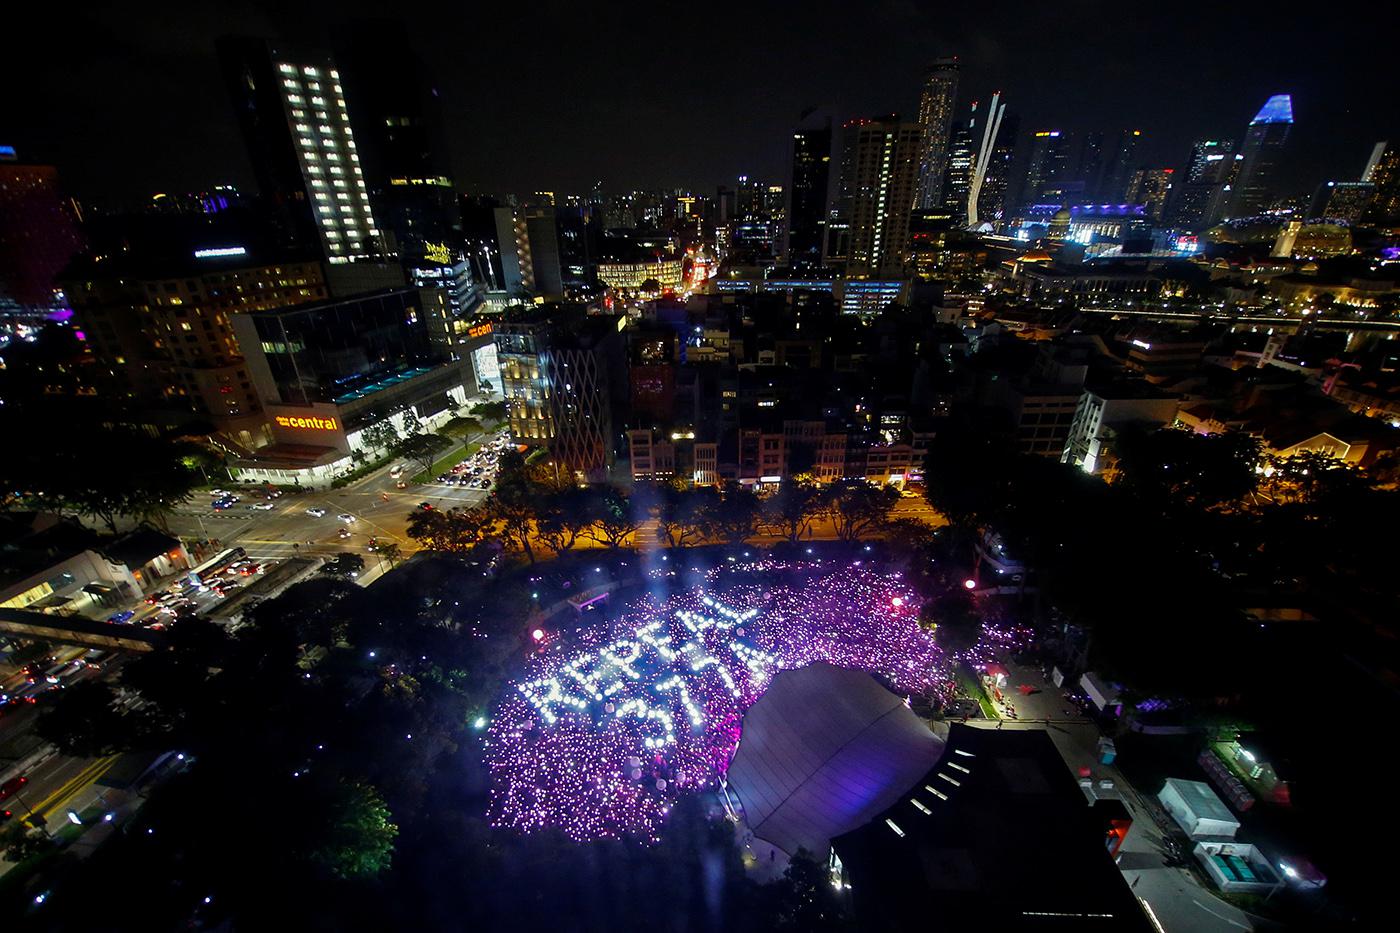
[725,662,945,857]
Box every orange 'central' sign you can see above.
[275,414,339,431]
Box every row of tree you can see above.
[407,451,913,562]
[0,405,212,532]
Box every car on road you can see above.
[390,465,404,478]
[107,609,136,624]
[418,502,434,510]
[212,497,237,511]
[0,776,28,801]
[337,528,352,539]
[306,507,327,517]
[395,480,408,489]
[337,513,356,523]
[209,489,231,497]
[249,502,275,511]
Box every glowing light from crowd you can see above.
[484,561,962,842]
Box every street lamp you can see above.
[963,578,977,590]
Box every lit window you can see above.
[279,63,296,74]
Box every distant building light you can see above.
[193,247,247,259]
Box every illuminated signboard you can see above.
[275,414,339,431]
[467,321,494,339]
[424,241,453,265]
[194,246,247,259]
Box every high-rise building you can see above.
[0,150,84,314]
[218,38,386,264]
[493,307,625,481]
[1076,132,1106,201]
[1307,181,1375,224]
[62,245,329,449]
[966,93,1009,229]
[1166,139,1238,228]
[1019,130,1072,208]
[915,57,960,210]
[333,21,461,272]
[1125,168,1174,219]
[941,105,978,222]
[784,110,832,268]
[1224,94,1293,220]
[836,117,922,275]
[1363,141,1400,219]
[975,111,1018,226]
[1097,130,1143,204]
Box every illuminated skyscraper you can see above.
[1363,141,1400,218]
[941,103,978,222]
[1098,130,1143,204]
[915,57,960,210]
[1166,139,1237,228]
[218,38,386,264]
[836,117,922,275]
[1224,94,1293,219]
[1019,130,1071,208]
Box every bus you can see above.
[186,547,247,588]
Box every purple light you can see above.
[483,560,1012,843]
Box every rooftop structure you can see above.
[724,662,945,857]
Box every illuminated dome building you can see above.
[724,662,944,857]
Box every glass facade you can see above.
[248,289,443,406]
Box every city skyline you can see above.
[1,0,1392,204]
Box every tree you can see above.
[399,432,451,478]
[1265,449,1370,505]
[36,680,146,757]
[308,781,399,879]
[762,478,824,543]
[487,492,538,564]
[826,479,898,542]
[1114,427,1259,511]
[377,542,403,567]
[655,484,718,548]
[362,421,400,454]
[919,589,983,655]
[321,552,366,577]
[406,506,492,553]
[534,487,592,554]
[922,419,1021,536]
[471,400,509,426]
[710,481,760,545]
[583,486,640,548]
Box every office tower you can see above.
[494,308,625,481]
[218,38,385,265]
[334,21,461,271]
[966,92,1008,228]
[1076,132,1106,201]
[1308,181,1375,224]
[1098,130,1143,203]
[1363,141,1400,218]
[975,111,1018,225]
[785,110,832,268]
[63,246,329,448]
[1126,168,1174,219]
[0,149,84,313]
[1167,139,1237,228]
[941,105,978,222]
[915,57,960,210]
[522,206,564,300]
[1225,94,1293,219]
[836,116,922,275]
[1020,130,1071,208]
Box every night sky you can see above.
[3,0,1391,205]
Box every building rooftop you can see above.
[1250,94,1294,126]
[833,725,1153,932]
[724,663,945,858]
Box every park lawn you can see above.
[956,666,1000,719]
